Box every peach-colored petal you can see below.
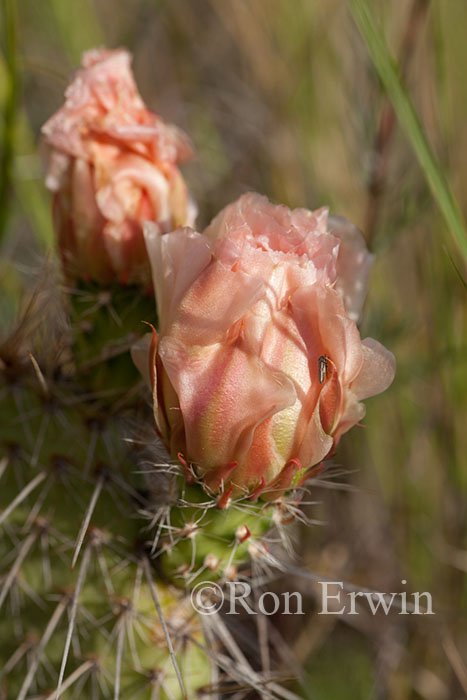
[335,391,366,438]
[290,285,363,386]
[143,224,212,332]
[207,193,339,285]
[328,215,374,322]
[350,337,396,400]
[42,50,144,161]
[170,261,265,346]
[234,418,290,490]
[70,158,110,282]
[296,402,334,468]
[130,328,171,443]
[95,153,171,223]
[158,335,296,472]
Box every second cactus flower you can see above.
[42,48,196,287]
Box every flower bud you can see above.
[134,193,395,499]
[42,48,195,286]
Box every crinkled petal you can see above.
[205,193,339,284]
[95,152,171,224]
[42,48,194,167]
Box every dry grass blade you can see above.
[442,633,467,696]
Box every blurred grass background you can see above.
[1,0,466,698]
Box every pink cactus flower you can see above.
[42,48,196,286]
[133,193,395,501]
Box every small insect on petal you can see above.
[318,355,328,384]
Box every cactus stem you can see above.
[0,469,47,526]
[143,557,187,700]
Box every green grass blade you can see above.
[0,0,18,242]
[14,113,54,249]
[0,51,53,250]
[49,0,104,65]
[348,0,467,261]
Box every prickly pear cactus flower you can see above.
[134,193,395,501]
[42,48,196,286]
